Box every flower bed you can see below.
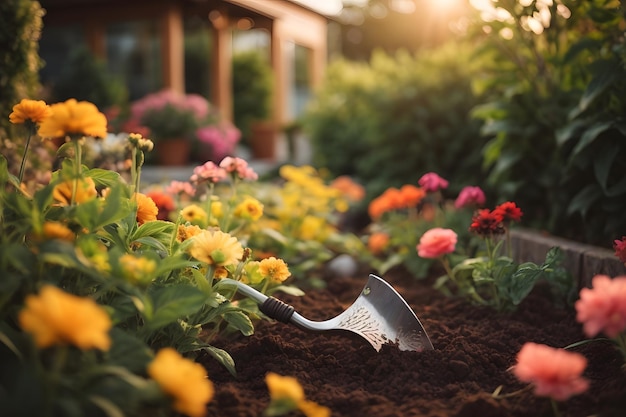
[201,268,626,417]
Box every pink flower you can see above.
[418,172,449,193]
[575,275,626,338]
[166,180,195,197]
[220,156,258,181]
[416,228,457,258]
[513,342,589,401]
[454,186,486,209]
[614,237,626,264]
[196,123,241,162]
[190,161,227,184]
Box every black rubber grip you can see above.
[260,297,295,323]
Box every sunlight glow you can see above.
[430,0,463,12]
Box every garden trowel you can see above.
[221,274,434,352]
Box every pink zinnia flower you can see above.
[613,237,626,264]
[416,228,457,259]
[166,180,195,197]
[454,186,486,209]
[220,156,258,181]
[513,342,588,401]
[190,161,227,184]
[575,274,626,338]
[418,172,449,193]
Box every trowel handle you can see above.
[220,279,296,323]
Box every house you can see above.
[37,0,331,139]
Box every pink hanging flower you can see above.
[454,186,486,209]
[575,274,626,338]
[418,172,449,193]
[613,237,626,264]
[513,342,589,401]
[190,161,227,184]
[416,228,457,259]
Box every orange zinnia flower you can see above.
[38,98,107,139]
[399,184,425,208]
[53,177,98,206]
[18,285,111,350]
[135,193,159,225]
[9,99,51,125]
[148,348,214,417]
[42,221,75,241]
[368,232,390,255]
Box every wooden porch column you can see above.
[161,3,185,93]
[270,20,286,128]
[210,11,233,121]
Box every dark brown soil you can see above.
[200,269,626,417]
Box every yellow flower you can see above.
[9,99,51,125]
[177,224,203,242]
[53,177,98,206]
[298,400,331,417]
[41,221,75,241]
[188,230,243,267]
[181,204,208,224]
[298,216,326,241]
[209,199,223,219]
[18,285,111,350]
[135,192,158,225]
[265,373,330,417]
[214,266,229,279]
[243,260,263,285]
[38,98,107,139]
[266,372,304,403]
[148,348,214,417]
[119,253,157,285]
[233,197,264,221]
[258,257,291,283]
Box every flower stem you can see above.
[17,122,36,184]
[71,138,82,206]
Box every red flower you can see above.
[493,201,523,223]
[469,209,504,236]
[146,190,176,221]
[613,237,626,264]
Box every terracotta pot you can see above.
[249,121,277,160]
[155,138,191,166]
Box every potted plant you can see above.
[125,90,240,166]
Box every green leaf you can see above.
[569,60,617,119]
[131,220,174,241]
[145,285,206,331]
[570,120,613,159]
[85,168,123,189]
[108,328,153,373]
[566,184,603,216]
[222,310,254,336]
[505,264,543,305]
[269,285,305,297]
[88,395,125,417]
[203,345,237,377]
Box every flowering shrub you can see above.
[116,89,241,161]
[420,201,572,311]
[0,98,289,416]
[364,173,485,277]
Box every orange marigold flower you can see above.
[330,175,365,202]
[42,221,75,241]
[9,99,51,125]
[53,177,98,206]
[258,256,291,283]
[368,232,390,255]
[399,184,425,208]
[513,342,589,401]
[146,190,175,221]
[18,285,111,350]
[135,193,159,225]
[38,98,107,139]
[148,348,214,417]
[188,229,243,267]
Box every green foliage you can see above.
[304,43,487,200]
[232,51,273,143]
[0,0,43,136]
[52,47,128,110]
[469,0,626,245]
